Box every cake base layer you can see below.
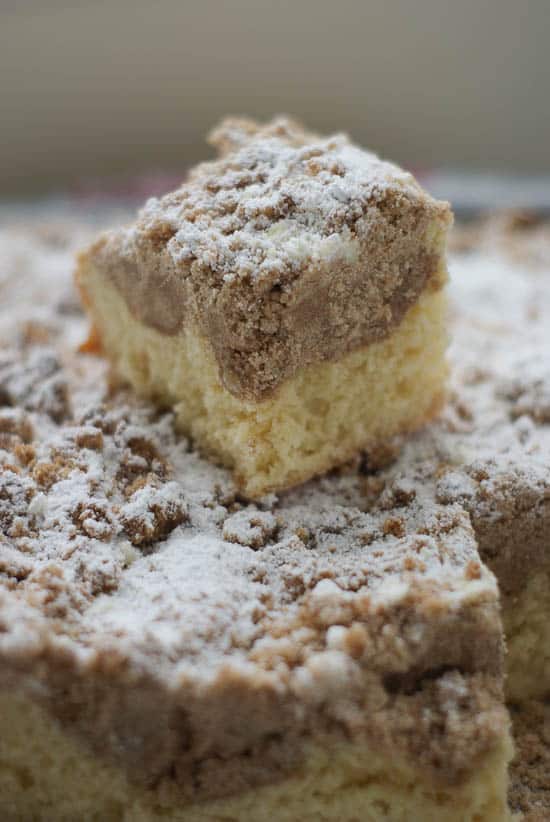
[0,693,512,822]
[82,273,447,498]
[504,564,550,703]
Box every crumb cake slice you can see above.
[0,223,510,822]
[449,222,550,704]
[0,406,511,822]
[373,215,550,704]
[1,213,549,820]
[76,116,452,498]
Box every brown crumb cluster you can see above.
[222,508,279,549]
[497,370,550,424]
[0,348,70,423]
[449,210,550,268]
[0,400,196,600]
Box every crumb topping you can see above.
[134,117,421,283]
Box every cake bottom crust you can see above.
[82,274,448,498]
[0,693,512,822]
[504,562,550,703]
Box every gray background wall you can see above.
[1,0,549,195]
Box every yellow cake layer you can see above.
[504,563,550,703]
[82,274,448,498]
[0,692,512,822]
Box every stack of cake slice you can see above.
[0,121,548,821]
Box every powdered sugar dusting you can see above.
[127,117,421,283]
[0,213,548,691]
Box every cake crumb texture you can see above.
[0,691,512,822]
[82,269,448,498]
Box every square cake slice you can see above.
[0,408,511,822]
[369,214,550,705]
[76,117,452,498]
[0,218,519,822]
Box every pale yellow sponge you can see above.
[0,692,512,822]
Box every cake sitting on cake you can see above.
[76,117,452,498]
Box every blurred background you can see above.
[1,0,549,201]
